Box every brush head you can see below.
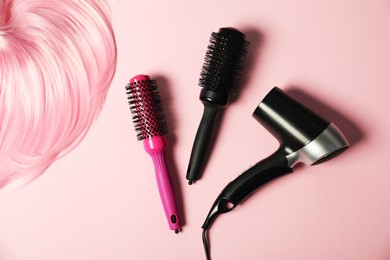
[126,75,168,141]
[199,27,249,96]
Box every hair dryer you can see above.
[202,87,349,259]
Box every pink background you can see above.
[1,0,390,259]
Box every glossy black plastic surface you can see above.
[186,104,221,183]
[253,87,330,151]
[202,148,292,230]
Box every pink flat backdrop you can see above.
[1,0,390,259]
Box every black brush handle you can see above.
[186,89,229,184]
[186,104,221,184]
[202,148,293,230]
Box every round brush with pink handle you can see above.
[125,74,181,233]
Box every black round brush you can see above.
[186,28,249,185]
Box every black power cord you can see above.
[202,229,211,260]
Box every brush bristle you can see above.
[199,28,249,95]
[125,78,168,141]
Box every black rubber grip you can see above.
[202,148,293,230]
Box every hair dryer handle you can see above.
[202,148,293,230]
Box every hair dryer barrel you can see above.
[253,87,330,151]
[253,87,349,166]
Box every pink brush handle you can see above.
[143,136,180,232]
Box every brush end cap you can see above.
[219,27,245,37]
[129,74,150,84]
